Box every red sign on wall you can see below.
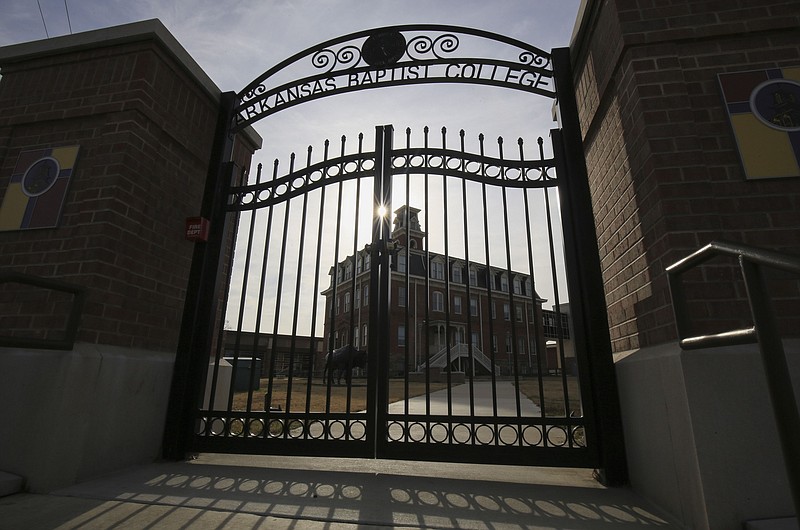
[185,217,210,242]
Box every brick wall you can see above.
[573,0,800,351]
[0,36,257,352]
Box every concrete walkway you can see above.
[388,380,542,416]
[0,454,682,529]
[0,384,683,529]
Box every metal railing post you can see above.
[741,259,800,516]
[667,241,800,517]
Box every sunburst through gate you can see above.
[192,124,598,467]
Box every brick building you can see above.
[321,205,572,378]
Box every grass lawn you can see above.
[233,378,448,413]
[516,376,582,417]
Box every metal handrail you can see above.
[0,272,86,351]
[421,343,499,373]
[666,240,800,517]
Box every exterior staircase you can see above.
[418,343,499,373]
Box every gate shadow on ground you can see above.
[46,456,680,529]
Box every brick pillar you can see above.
[571,1,800,526]
[0,20,260,491]
[573,0,800,352]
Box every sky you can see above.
[0,1,583,336]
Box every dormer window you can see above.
[452,264,462,283]
[431,260,444,280]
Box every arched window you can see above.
[432,291,444,311]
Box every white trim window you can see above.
[432,291,444,312]
[431,260,445,280]
[452,264,462,283]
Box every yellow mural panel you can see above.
[0,183,28,230]
[731,114,800,179]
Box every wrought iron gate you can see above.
[179,123,596,469]
[164,25,626,483]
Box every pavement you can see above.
[388,380,541,416]
[0,382,684,529]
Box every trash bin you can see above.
[223,357,262,392]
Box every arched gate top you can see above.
[234,25,555,132]
[227,126,558,212]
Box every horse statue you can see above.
[324,344,367,385]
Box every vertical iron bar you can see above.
[206,163,252,416]
[498,137,524,423]
[542,143,571,423]
[403,127,412,417]
[231,174,260,417]
[460,129,476,418]
[479,133,500,421]
[423,127,432,418]
[525,139,548,439]
[285,145,315,417]
[345,134,365,425]
[370,124,393,458]
[741,259,800,517]
[325,135,347,421]
[305,139,331,419]
[553,46,626,485]
[251,161,278,431]
[268,153,295,439]
[441,127,453,418]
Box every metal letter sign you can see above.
[233,25,555,132]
